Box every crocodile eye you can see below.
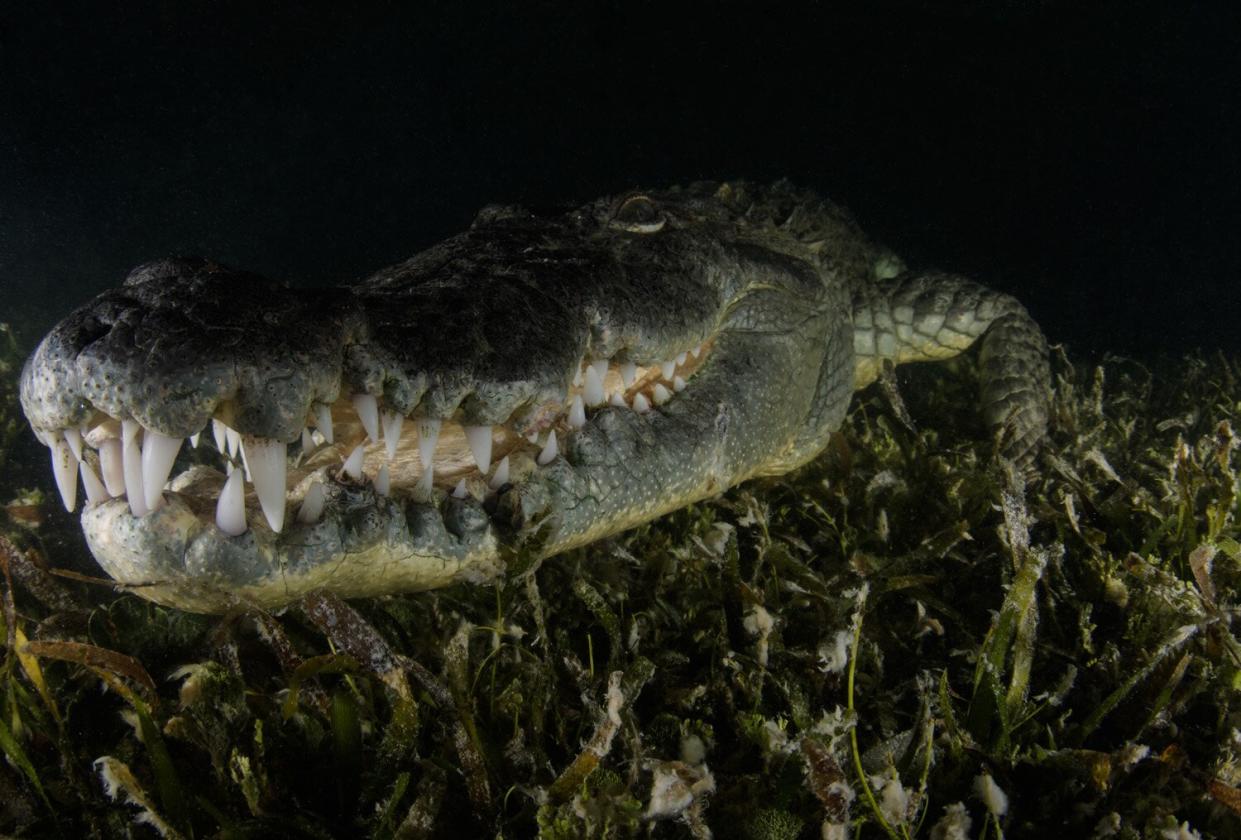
[611,194,666,233]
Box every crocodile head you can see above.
[18,182,969,612]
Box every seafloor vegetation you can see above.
[2,329,1240,839]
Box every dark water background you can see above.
[0,2,1238,357]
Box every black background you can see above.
[1,2,1238,355]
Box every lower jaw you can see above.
[81,488,504,613]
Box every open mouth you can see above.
[46,340,715,537]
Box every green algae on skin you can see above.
[2,350,1241,837]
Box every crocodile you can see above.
[20,181,1051,613]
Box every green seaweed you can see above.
[2,338,1241,837]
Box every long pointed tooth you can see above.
[417,418,441,467]
[226,428,241,460]
[63,427,83,462]
[341,444,365,480]
[537,430,558,465]
[609,392,627,408]
[100,439,125,497]
[661,360,676,380]
[50,436,77,513]
[673,375,687,392]
[452,478,468,499]
[375,463,390,496]
[212,419,228,453]
[142,430,182,511]
[591,359,609,381]
[572,366,584,387]
[80,460,107,507]
[215,469,246,536]
[237,433,251,482]
[676,351,687,367]
[583,365,605,407]
[297,482,326,524]
[301,426,315,456]
[652,383,672,406]
[567,395,586,429]
[352,394,380,443]
[489,455,510,489]
[464,425,493,473]
[382,411,404,462]
[632,393,651,414]
[296,481,325,521]
[189,432,201,449]
[121,420,148,517]
[243,437,286,532]
[314,403,335,444]
[620,361,637,387]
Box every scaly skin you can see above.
[19,181,1050,612]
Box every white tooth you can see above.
[676,351,687,367]
[341,444,365,481]
[417,418,441,467]
[382,411,404,462]
[673,375,687,392]
[572,366,584,387]
[661,361,675,380]
[620,361,637,387]
[297,482,326,524]
[189,432,200,449]
[584,365,605,407]
[80,460,107,507]
[237,434,252,482]
[526,430,539,444]
[568,395,586,429]
[301,426,315,456]
[85,418,120,448]
[226,428,241,460]
[609,393,627,408]
[311,429,327,447]
[652,383,672,405]
[690,344,702,358]
[489,455,510,489]
[244,437,286,532]
[142,430,181,511]
[121,420,148,517]
[314,403,335,444]
[63,427,83,462]
[100,439,125,497]
[215,468,246,536]
[50,436,77,513]
[592,359,609,381]
[632,393,651,413]
[537,430,558,465]
[375,463,391,496]
[212,419,228,454]
[452,478,468,499]
[464,425,493,473]
[416,464,434,497]
[352,394,380,443]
